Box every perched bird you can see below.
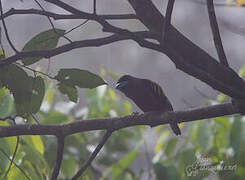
[115,75,181,135]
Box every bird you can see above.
[115,75,181,135]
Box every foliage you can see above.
[1,67,245,179]
[21,29,65,65]
[1,30,245,179]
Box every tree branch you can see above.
[71,130,113,180]
[51,136,65,180]
[0,0,245,102]
[0,103,240,138]
[0,0,18,53]
[206,0,229,67]
[127,0,245,99]
[1,0,244,101]
[162,0,175,43]
[0,31,159,67]
[0,8,138,20]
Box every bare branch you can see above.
[0,103,240,138]
[93,0,97,14]
[64,19,89,35]
[206,0,229,67]
[0,8,137,20]
[0,0,18,53]
[0,0,242,101]
[0,31,158,67]
[162,0,175,43]
[71,130,113,180]
[127,0,245,99]
[33,0,72,43]
[14,62,56,80]
[51,136,65,180]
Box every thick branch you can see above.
[127,0,245,99]
[206,0,229,67]
[0,103,239,138]
[1,0,245,101]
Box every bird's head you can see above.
[115,75,133,92]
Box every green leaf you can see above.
[111,150,139,179]
[31,135,44,155]
[0,49,5,60]
[217,93,227,102]
[61,156,76,177]
[0,65,45,115]
[230,115,243,154]
[40,110,71,124]
[21,29,65,65]
[212,117,231,150]
[29,76,45,113]
[0,88,13,118]
[21,144,50,176]
[178,149,196,174]
[214,116,231,130]
[154,163,180,180]
[55,68,107,89]
[196,121,212,150]
[155,130,169,154]
[23,136,44,155]
[165,137,178,158]
[0,64,31,115]
[0,138,11,172]
[57,83,78,103]
[239,64,245,77]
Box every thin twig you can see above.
[162,0,175,43]
[14,62,55,80]
[71,130,113,180]
[31,114,41,124]
[3,119,20,179]
[206,0,229,67]
[64,19,89,35]
[93,0,96,14]
[0,0,18,53]
[0,149,31,180]
[51,136,65,180]
[33,0,72,43]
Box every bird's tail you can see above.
[170,122,181,136]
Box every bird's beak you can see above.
[115,81,128,89]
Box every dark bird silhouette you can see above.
[115,75,181,135]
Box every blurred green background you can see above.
[1,64,245,180]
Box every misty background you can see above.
[2,0,245,177]
[2,0,245,110]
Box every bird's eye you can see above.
[116,81,128,89]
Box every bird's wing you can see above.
[145,79,165,98]
[144,79,173,110]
